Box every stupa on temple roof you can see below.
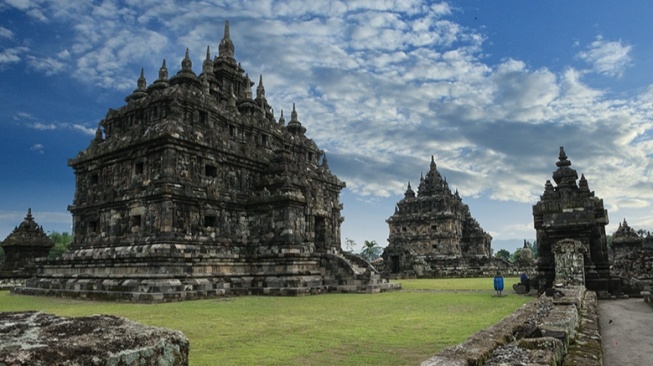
[383,156,496,277]
[1,209,54,278]
[16,21,398,301]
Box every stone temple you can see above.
[0,209,54,279]
[533,147,623,296]
[16,22,396,301]
[383,156,495,277]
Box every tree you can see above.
[360,240,383,262]
[344,238,357,253]
[510,248,524,263]
[495,249,510,261]
[48,231,73,258]
[0,247,4,263]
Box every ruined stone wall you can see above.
[421,286,602,366]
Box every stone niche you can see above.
[553,239,586,286]
[15,21,399,302]
[383,156,501,278]
[533,147,623,297]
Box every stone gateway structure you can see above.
[533,147,622,296]
[383,156,497,277]
[16,22,396,302]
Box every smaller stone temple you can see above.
[383,156,497,277]
[533,147,622,296]
[609,220,651,290]
[611,219,643,259]
[0,209,54,279]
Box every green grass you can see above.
[0,279,531,365]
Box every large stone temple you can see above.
[533,147,623,296]
[383,157,496,277]
[16,22,396,301]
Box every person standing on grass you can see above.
[520,272,530,293]
[494,272,504,296]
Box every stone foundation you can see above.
[14,246,399,302]
[421,286,602,366]
[0,311,189,365]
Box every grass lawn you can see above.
[1,278,530,365]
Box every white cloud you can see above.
[30,143,44,153]
[0,26,13,39]
[577,36,632,77]
[31,123,57,130]
[26,55,67,75]
[4,0,653,238]
[14,112,96,136]
[0,47,27,64]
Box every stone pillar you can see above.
[553,239,586,286]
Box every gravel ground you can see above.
[598,298,653,366]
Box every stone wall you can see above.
[0,311,189,365]
[421,286,602,366]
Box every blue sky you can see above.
[2,1,653,254]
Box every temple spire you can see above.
[287,103,306,134]
[202,45,214,75]
[404,181,415,198]
[125,68,148,101]
[278,109,285,125]
[256,74,265,98]
[182,48,192,72]
[158,59,168,81]
[219,20,235,58]
[552,146,578,188]
[137,68,146,90]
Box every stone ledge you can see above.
[421,286,603,366]
[0,311,189,366]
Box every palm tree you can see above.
[360,240,382,262]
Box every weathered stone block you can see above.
[0,311,189,366]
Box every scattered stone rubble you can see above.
[0,311,189,366]
[421,286,602,366]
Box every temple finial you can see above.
[291,103,298,122]
[278,109,285,125]
[137,68,146,90]
[158,59,168,80]
[257,74,265,98]
[182,48,192,71]
[219,20,235,58]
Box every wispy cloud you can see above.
[577,35,632,77]
[14,112,96,136]
[2,1,653,241]
[0,26,13,39]
[0,46,27,65]
[30,143,44,153]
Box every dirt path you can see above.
[598,298,653,366]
